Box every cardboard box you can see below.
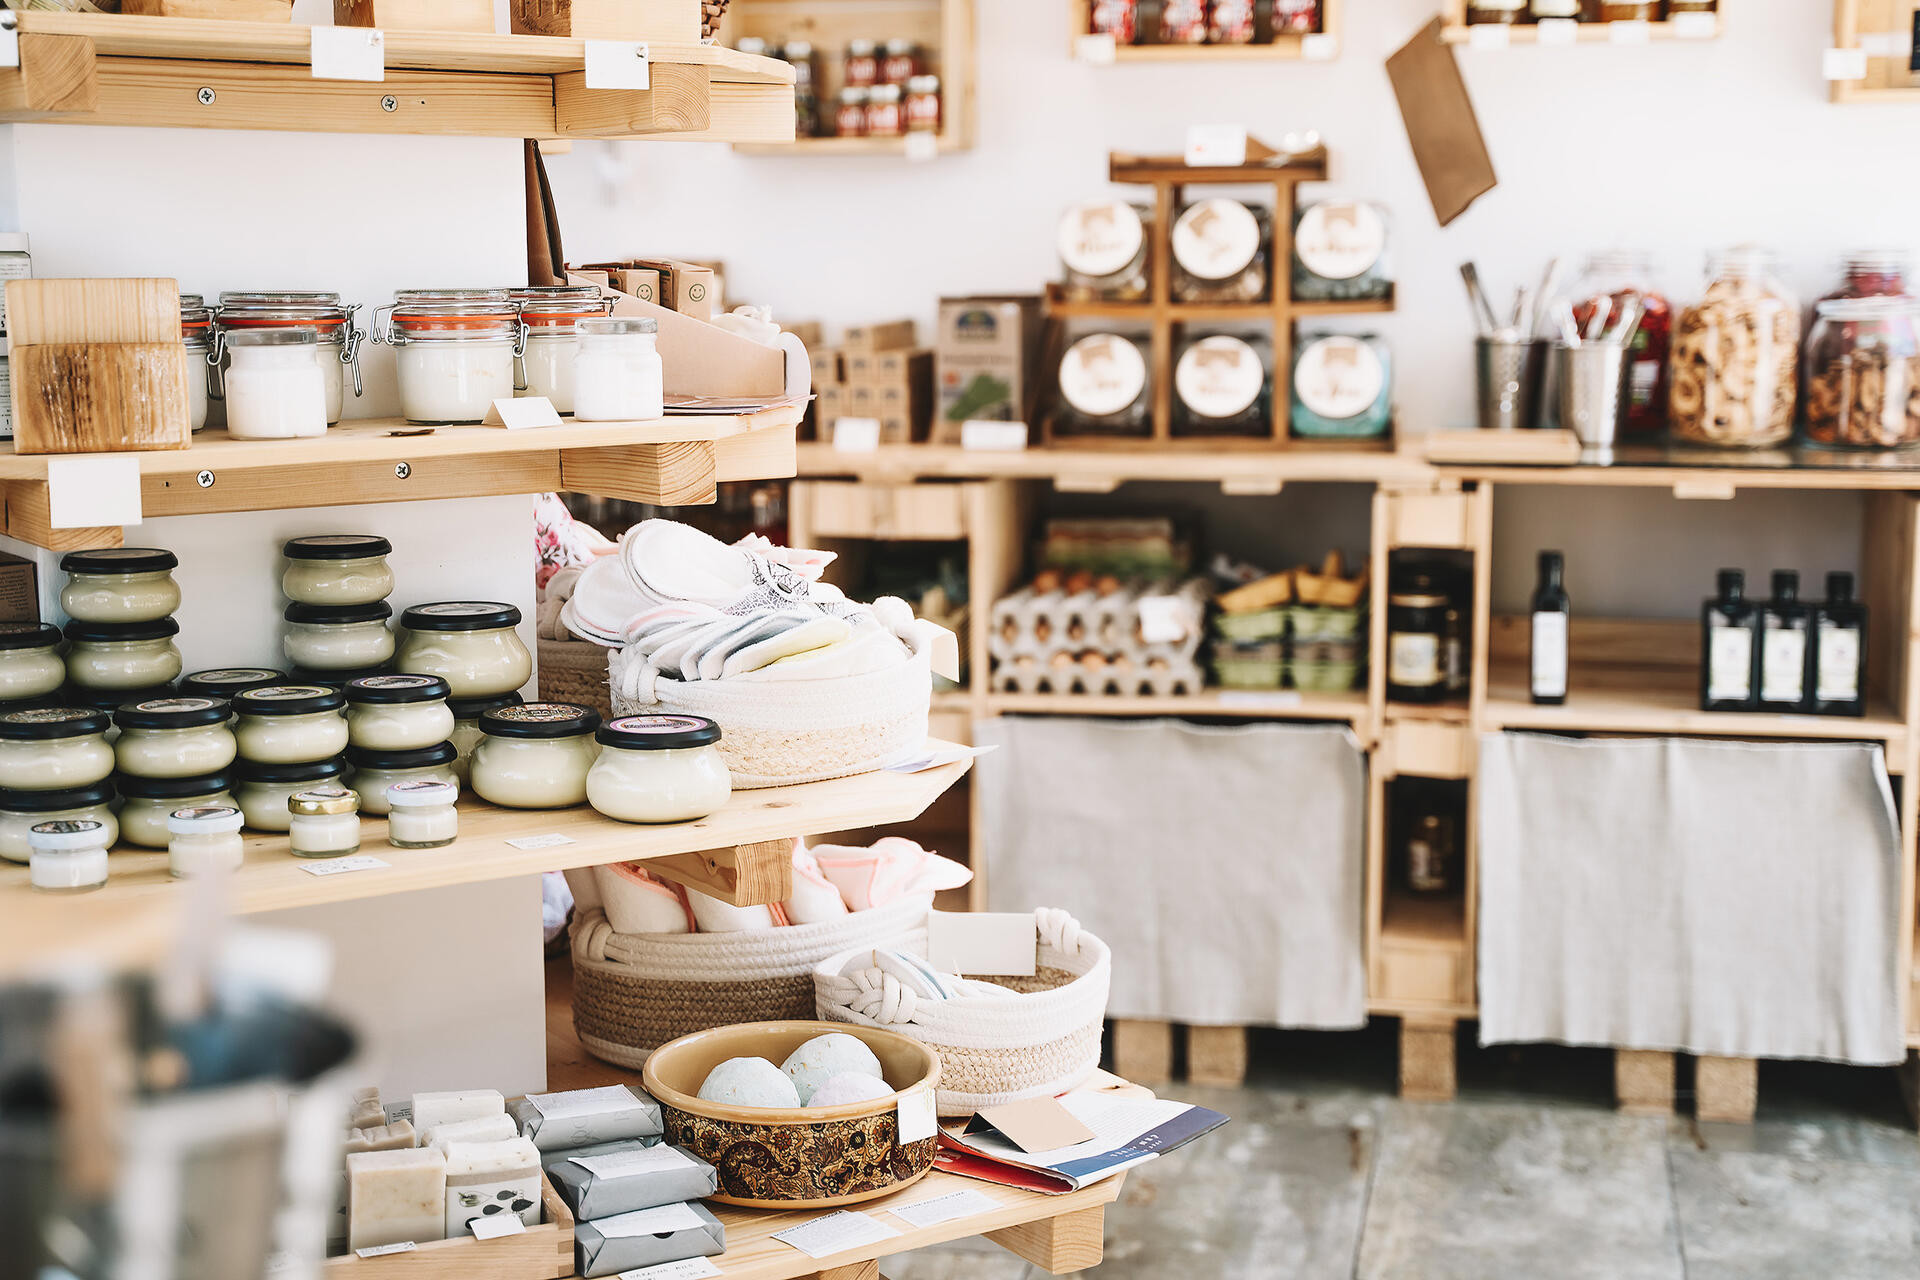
[849,384,879,418]
[880,412,914,444]
[843,318,917,353]
[875,347,932,382]
[810,346,843,387]
[626,259,716,321]
[935,295,1044,441]
[0,551,37,622]
[845,348,879,384]
[813,383,846,436]
[786,319,824,348]
[615,268,660,305]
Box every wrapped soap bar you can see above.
[347,1120,416,1153]
[347,1146,446,1251]
[575,1201,726,1279]
[511,1083,663,1152]
[411,1089,504,1133]
[349,1086,385,1130]
[545,1141,716,1221]
[422,1112,516,1150]
[444,1137,543,1237]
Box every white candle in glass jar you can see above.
[63,619,183,690]
[0,785,118,863]
[0,708,115,790]
[235,758,348,832]
[167,804,245,878]
[386,778,459,849]
[28,818,112,892]
[60,548,181,623]
[113,697,238,779]
[223,329,328,440]
[346,742,457,815]
[346,674,454,751]
[468,702,600,809]
[0,623,68,702]
[116,774,236,849]
[233,685,350,764]
[282,534,395,607]
[288,785,361,856]
[572,317,663,422]
[396,603,532,698]
[586,715,731,824]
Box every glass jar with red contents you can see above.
[1823,250,1912,302]
[1569,251,1672,436]
[1160,0,1208,44]
[880,38,919,85]
[844,39,878,89]
[1091,0,1140,42]
[1208,0,1255,43]
[905,74,941,134]
[835,87,868,138]
[1271,0,1321,32]
[865,84,904,138]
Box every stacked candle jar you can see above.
[392,603,540,811]
[59,548,185,711]
[281,535,398,687]
[0,706,120,890]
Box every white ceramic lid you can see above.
[1172,199,1261,282]
[1175,335,1265,420]
[386,779,459,809]
[1295,336,1385,421]
[1057,201,1145,279]
[1296,201,1387,282]
[1058,334,1148,418]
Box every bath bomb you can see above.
[780,1034,885,1105]
[697,1057,801,1109]
[805,1073,894,1108]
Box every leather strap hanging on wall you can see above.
[524,138,568,287]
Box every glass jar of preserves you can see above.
[181,294,214,432]
[783,40,822,138]
[836,87,869,137]
[1171,199,1269,304]
[1057,201,1152,302]
[346,674,455,751]
[1823,250,1911,302]
[511,288,612,414]
[1569,251,1671,436]
[114,697,238,780]
[1529,0,1579,16]
[167,804,244,878]
[0,782,117,864]
[881,38,919,84]
[905,74,941,133]
[1090,0,1139,42]
[1055,333,1152,438]
[218,329,330,440]
[346,742,459,815]
[469,702,601,809]
[865,83,904,138]
[396,602,532,698]
[587,715,731,824]
[61,548,181,624]
[1670,247,1800,449]
[215,292,363,426]
[1292,200,1392,303]
[1665,0,1715,10]
[116,770,235,849]
[844,38,879,88]
[0,623,66,703]
[573,317,663,422]
[1172,333,1271,437]
[29,818,111,893]
[1290,333,1392,439]
[283,602,396,672]
[63,619,183,691]
[232,684,350,765]
[282,535,394,607]
[1387,575,1450,704]
[288,785,360,857]
[0,707,113,790]
[1209,0,1256,43]
[236,757,348,832]
[1803,296,1920,450]
[1160,0,1207,42]
[1272,0,1322,32]
[376,290,524,425]
[449,692,521,786]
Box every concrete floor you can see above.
[887,1024,1920,1280]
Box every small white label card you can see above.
[505,832,575,851]
[574,1145,695,1179]
[770,1211,900,1259]
[1607,19,1651,44]
[1299,32,1338,60]
[888,1188,1000,1230]
[1467,22,1510,50]
[1534,18,1578,46]
[927,909,1038,978]
[1134,595,1190,644]
[832,417,882,452]
[1824,47,1870,80]
[0,13,20,70]
[482,396,563,429]
[884,740,991,775]
[600,1203,707,1239]
[310,26,385,83]
[960,419,1029,452]
[354,1243,415,1259]
[896,1085,938,1144]
[1184,123,1248,168]
[1858,30,1912,58]
[585,40,651,90]
[469,1214,527,1242]
[301,855,389,878]
[904,130,940,163]
[1073,32,1117,65]
[529,1084,637,1119]
[47,456,141,529]
[1671,9,1717,38]
[1217,690,1304,711]
[618,1260,722,1280]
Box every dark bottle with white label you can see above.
[1529,550,1569,705]
[1700,568,1759,712]
[1759,570,1812,712]
[1811,570,1868,717]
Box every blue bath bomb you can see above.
[780,1033,885,1104]
[697,1056,801,1108]
[805,1072,894,1108]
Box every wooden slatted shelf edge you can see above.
[987,688,1369,722]
[1440,17,1722,43]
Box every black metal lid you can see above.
[345,741,456,770]
[113,768,235,800]
[59,684,175,713]
[283,534,394,561]
[114,696,231,731]
[283,601,394,625]
[0,622,62,651]
[63,617,181,644]
[400,601,521,632]
[448,691,523,720]
[596,714,722,751]
[232,684,346,717]
[0,780,115,811]
[182,668,285,698]
[0,706,111,740]
[288,664,394,689]
[236,755,347,785]
[346,674,451,705]
[59,547,178,576]
[479,702,599,739]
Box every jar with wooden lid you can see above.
[1292,200,1392,303]
[1057,201,1152,302]
[1290,333,1392,439]
[1054,333,1152,438]
[181,294,214,432]
[1669,247,1799,449]
[836,87,869,138]
[375,289,524,425]
[865,84,905,138]
[215,291,363,425]
[1172,333,1270,438]
[511,289,612,414]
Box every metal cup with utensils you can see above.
[1475,336,1549,431]
[1554,339,1633,457]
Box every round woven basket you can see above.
[702,0,730,40]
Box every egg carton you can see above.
[991,577,1209,670]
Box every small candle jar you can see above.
[396,603,532,698]
[379,291,523,425]
[346,674,455,751]
[28,818,111,893]
[236,757,348,832]
[469,702,600,810]
[571,318,663,422]
[59,548,182,624]
[0,623,67,703]
[0,707,114,790]
[181,668,285,702]
[115,769,236,848]
[222,328,329,440]
[346,742,458,815]
[587,715,731,824]
[512,290,611,414]
[232,685,350,765]
[386,778,459,849]
[64,619,183,691]
[113,696,238,779]
[282,535,395,607]
[287,785,361,857]
[0,782,117,863]
[167,804,244,878]
[448,692,521,786]
[216,291,362,425]
[283,603,396,672]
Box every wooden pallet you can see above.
[1109,1019,1249,1088]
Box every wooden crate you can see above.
[324,1172,573,1279]
[1832,1,1920,102]
[791,479,969,540]
[1439,0,1722,43]
[1066,0,1341,60]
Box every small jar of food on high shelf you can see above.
[1054,333,1152,438]
[1568,251,1671,436]
[1822,249,1910,303]
[1290,333,1392,439]
[1465,0,1524,20]
[1057,200,1152,302]
[1089,0,1139,43]
[880,38,921,84]
[1208,0,1256,43]
[865,84,905,138]
[1172,333,1270,438]
[905,75,942,135]
[1669,246,1799,450]
[1171,198,1270,304]
[1160,0,1208,43]
[1803,296,1920,450]
[844,38,879,88]
[1291,200,1392,303]
[836,87,868,138]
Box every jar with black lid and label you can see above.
[1387,574,1450,704]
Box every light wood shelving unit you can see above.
[1830,0,1920,103]
[1439,2,1722,43]
[1066,0,1341,61]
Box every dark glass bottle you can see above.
[1811,570,1868,717]
[1700,568,1759,712]
[1759,570,1811,712]
[1529,550,1569,705]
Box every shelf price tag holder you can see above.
[1670,10,1718,39]
[1184,123,1247,168]
[1074,32,1117,65]
[1467,23,1510,50]
[904,131,940,163]
[1607,19,1651,45]
[482,396,563,429]
[960,419,1027,452]
[1300,33,1338,60]
[832,417,882,453]
[310,26,385,83]
[47,457,141,529]
[1824,47,1870,81]
[0,13,18,70]
[1534,18,1578,46]
[585,41,651,90]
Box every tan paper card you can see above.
[976,1097,1096,1154]
[1386,17,1497,227]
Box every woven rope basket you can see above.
[537,637,615,721]
[813,909,1111,1117]
[570,897,931,1068]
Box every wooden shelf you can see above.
[0,747,971,981]
[735,132,964,157]
[1441,16,1721,44]
[1047,290,1397,323]
[1068,0,1342,62]
[0,12,797,142]
[988,687,1368,722]
[794,441,1428,487]
[1381,892,1467,951]
[0,405,801,551]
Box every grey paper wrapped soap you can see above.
[545,1141,717,1221]
[512,1083,664,1151]
[574,1200,726,1278]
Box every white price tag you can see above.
[1135,595,1189,645]
[1858,31,1911,58]
[302,855,389,878]
[585,40,651,90]
[1074,33,1117,65]
[1299,32,1337,60]
[482,396,563,429]
[0,14,19,70]
[469,1214,527,1241]
[1216,690,1304,711]
[903,131,939,162]
[1534,18,1578,46]
[354,1242,415,1259]
[771,1211,900,1259]
[1824,47,1870,80]
[505,832,575,851]
[310,26,385,83]
[1184,123,1247,168]
[47,457,142,529]
[832,417,881,453]
[896,1085,938,1144]
[888,1188,999,1229]
[1607,19,1651,45]
[1467,23,1510,50]
[927,910,1037,977]
[618,1260,722,1280]
[960,420,1028,451]
[1670,10,1718,39]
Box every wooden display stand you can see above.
[1439,0,1722,43]
[1042,142,1395,450]
[1066,0,1342,61]
[1831,0,1920,103]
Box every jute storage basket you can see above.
[570,897,931,1068]
[537,636,614,720]
[813,908,1110,1117]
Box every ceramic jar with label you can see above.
[386,778,459,849]
[572,317,664,422]
[181,294,214,432]
[587,715,732,824]
[61,548,181,624]
[346,674,455,751]
[1055,333,1152,437]
[216,291,362,425]
[512,288,612,414]
[232,685,350,765]
[63,619,184,691]
[469,702,601,809]
[167,804,245,878]
[283,602,395,673]
[114,697,238,779]
[0,707,114,791]
[1171,199,1270,304]
[0,782,118,863]
[181,668,285,702]
[396,603,532,698]
[1290,333,1392,439]
[221,330,330,439]
[449,692,522,785]
[28,818,111,893]
[1172,333,1271,437]
[116,770,236,849]
[236,757,348,832]
[378,290,524,425]
[0,623,67,703]
[1291,200,1393,303]
[1057,201,1153,302]
[288,785,361,857]
[346,742,458,815]
[282,535,395,607]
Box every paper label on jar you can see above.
[1171,198,1260,281]
[1058,334,1147,418]
[1530,612,1567,699]
[1761,628,1806,703]
[1057,202,1144,279]
[1389,633,1441,687]
[1174,335,1263,421]
[1707,625,1754,701]
[1295,202,1386,282]
[1816,622,1861,701]
[1294,336,1384,422]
